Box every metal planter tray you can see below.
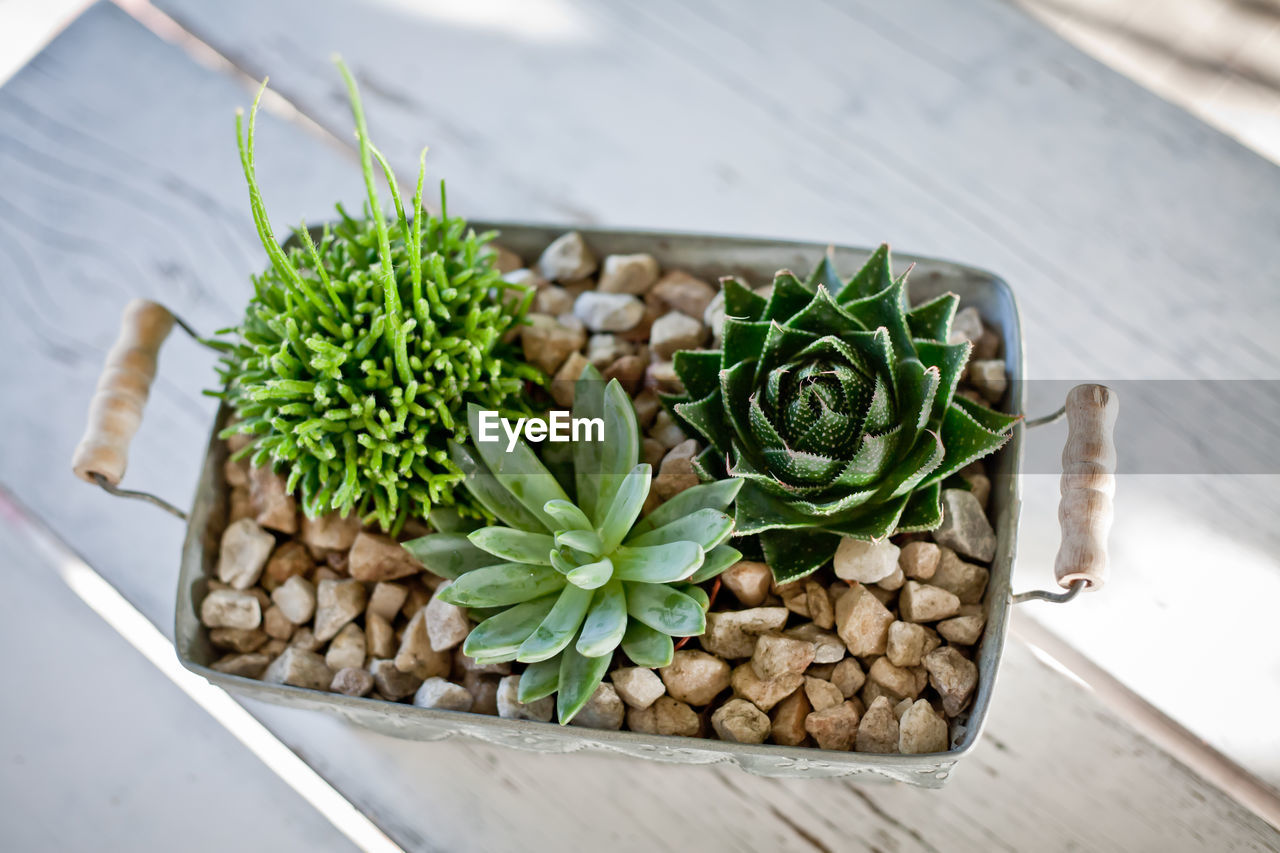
[76,224,1114,787]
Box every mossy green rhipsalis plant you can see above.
[403,366,743,724]
[666,245,1019,583]
[215,59,542,532]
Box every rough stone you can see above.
[610,667,666,710]
[649,311,706,360]
[783,623,844,664]
[455,648,511,677]
[770,687,811,746]
[751,634,816,681]
[520,313,588,374]
[574,291,645,332]
[653,696,701,737]
[348,532,423,582]
[833,537,900,584]
[568,683,626,730]
[490,243,524,274]
[211,652,270,678]
[537,231,596,281]
[867,657,923,703]
[649,440,699,502]
[262,605,294,641]
[314,579,367,642]
[899,699,950,754]
[330,667,374,697]
[703,288,726,343]
[288,627,322,653]
[602,354,646,396]
[648,270,716,317]
[924,646,979,716]
[721,561,771,607]
[804,701,861,751]
[413,677,475,712]
[210,627,268,653]
[271,575,316,625]
[585,333,631,369]
[200,589,262,630]
[641,437,666,469]
[969,359,1008,403]
[730,664,804,712]
[249,465,297,533]
[463,672,500,715]
[551,351,591,407]
[261,541,315,592]
[804,677,844,712]
[856,696,900,753]
[831,658,866,698]
[660,650,730,706]
[325,622,367,671]
[216,518,276,590]
[598,253,660,294]
[931,548,990,605]
[299,511,360,552]
[644,361,684,396]
[834,583,894,656]
[702,608,789,659]
[424,581,471,651]
[886,621,941,667]
[711,698,771,744]
[365,612,395,659]
[899,581,961,623]
[496,674,555,721]
[933,489,997,562]
[877,566,905,591]
[949,306,985,345]
[632,389,662,429]
[937,613,986,645]
[366,581,408,622]
[648,412,688,454]
[804,580,834,629]
[369,658,424,700]
[899,541,940,580]
[395,609,452,679]
[262,647,332,691]
[534,284,574,316]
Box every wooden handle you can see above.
[1054,384,1118,590]
[72,299,175,485]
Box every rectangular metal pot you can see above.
[177,224,1023,786]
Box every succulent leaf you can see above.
[557,639,614,724]
[517,585,595,663]
[440,563,565,608]
[625,583,706,637]
[462,595,559,662]
[468,528,556,565]
[518,656,562,703]
[400,532,491,579]
[575,580,628,658]
[620,621,675,668]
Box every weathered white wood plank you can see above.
[1,4,1277,851]
[145,0,1280,791]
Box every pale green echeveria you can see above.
[665,244,1020,584]
[403,366,742,724]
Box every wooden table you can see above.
[2,1,1278,850]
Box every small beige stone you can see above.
[575,291,645,333]
[924,646,979,716]
[730,664,804,712]
[210,627,268,653]
[330,667,374,697]
[348,532,423,582]
[520,313,588,375]
[366,582,408,622]
[949,306,985,345]
[933,489,997,563]
[585,333,633,369]
[969,359,1008,403]
[834,583,894,656]
[490,242,524,274]
[651,439,699,501]
[876,566,905,591]
[700,607,790,659]
[898,581,961,623]
[314,579,367,642]
[538,231,597,281]
[369,658,424,700]
[931,548,990,605]
[632,389,662,428]
[886,621,941,667]
[770,687,811,746]
[463,672,500,715]
[496,674,554,721]
[856,696,899,753]
[325,622,367,671]
[262,605,294,641]
[834,537,900,584]
[424,581,471,651]
[217,518,276,590]
[610,667,666,710]
[899,699,950,754]
[653,695,701,737]
[261,541,314,591]
[712,698,771,744]
[626,704,659,734]
[249,465,297,533]
[262,647,332,691]
[703,288,727,343]
[598,253,660,294]
[804,580,834,629]
[228,486,252,523]
[271,575,316,625]
[211,652,270,678]
[288,626,321,653]
[534,284,574,316]
[551,352,590,407]
[831,658,866,698]
[783,623,844,664]
[298,511,360,552]
[454,648,511,676]
[937,614,986,645]
[413,677,474,711]
[201,589,262,630]
[778,581,809,618]
[648,409,688,448]
[660,650,730,706]
[365,612,395,659]
[721,561,772,607]
[867,657,923,703]
[804,701,861,751]
[650,311,707,360]
[899,541,940,580]
[568,683,625,730]
[751,634,816,681]
[648,270,717,317]
[804,677,844,712]
[395,609,452,679]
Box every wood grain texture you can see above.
[1055,384,1118,588]
[145,0,1280,788]
[0,3,1277,849]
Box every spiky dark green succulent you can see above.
[215,60,540,532]
[403,366,742,723]
[666,244,1018,583]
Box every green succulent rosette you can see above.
[404,366,742,724]
[666,244,1019,583]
